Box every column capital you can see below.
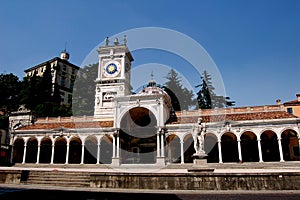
[113,129,120,137]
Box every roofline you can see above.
[24,57,80,73]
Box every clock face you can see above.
[103,61,121,78]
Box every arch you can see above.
[240,131,259,162]
[68,137,82,164]
[119,107,157,164]
[204,133,218,163]
[40,137,52,163]
[84,135,98,164]
[281,129,300,161]
[100,135,113,164]
[25,137,38,163]
[260,130,280,162]
[183,134,195,163]
[221,132,239,162]
[258,128,278,138]
[54,137,67,164]
[117,105,159,128]
[166,134,181,163]
[13,138,24,163]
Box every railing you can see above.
[35,105,285,123]
[177,105,284,117]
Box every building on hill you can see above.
[8,38,300,167]
[24,50,80,105]
[281,94,300,117]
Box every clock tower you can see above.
[94,36,134,119]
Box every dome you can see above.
[135,80,172,108]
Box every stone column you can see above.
[10,145,14,164]
[65,143,69,164]
[96,142,101,164]
[157,132,160,157]
[112,135,116,158]
[257,139,263,162]
[237,139,242,162]
[180,140,184,164]
[117,134,120,158]
[50,144,55,164]
[36,144,41,164]
[298,138,300,158]
[218,139,223,163]
[113,135,116,158]
[80,143,85,164]
[278,138,284,162]
[22,144,27,164]
[160,133,165,157]
[111,130,120,167]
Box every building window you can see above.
[63,65,67,72]
[287,107,293,115]
[70,80,75,90]
[72,68,76,75]
[68,94,72,104]
[61,77,66,87]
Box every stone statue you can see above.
[193,118,206,156]
[105,37,109,46]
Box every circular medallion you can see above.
[103,61,121,78]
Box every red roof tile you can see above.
[18,121,113,130]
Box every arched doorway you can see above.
[166,134,181,163]
[183,134,195,163]
[100,135,113,164]
[25,137,38,163]
[120,107,157,164]
[54,137,67,164]
[69,137,82,164]
[260,130,280,162]
[241,131,259,162]
[281,129,300,161]
[40,137,52,163]
[84,136,97,164]
[13,138,24,163]
[205,133,218,163]
[221,132,239,162]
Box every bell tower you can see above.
[94,36,134,120]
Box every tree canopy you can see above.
[163,69,195,111]
[72,63,98,116]
[0,73,21,115]
[196,70,235,109]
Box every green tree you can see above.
[0,73,21,114]
[196,71,214,109]
[72,63,98,116]
[196,70,235,109]
[163,69,195,111]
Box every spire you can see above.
[148,71,156,87]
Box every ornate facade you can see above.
[9,39,300,167]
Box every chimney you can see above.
[276,99,281,106]
[296,94,300,102]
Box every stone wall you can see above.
[90,172,300,190]
[0,170,21,184]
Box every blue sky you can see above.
[0,0,299,107]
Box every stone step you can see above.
[20,170,91,187]
[22,180,90,187]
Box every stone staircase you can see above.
[20,170,91,187]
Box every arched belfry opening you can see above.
[120,107,158,164]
